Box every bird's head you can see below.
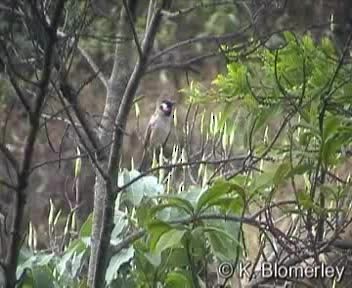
[159,100,175,117]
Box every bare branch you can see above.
[117,154,249,193]
[108,3,170,173]
[145,0,155,30]
[56,29,109,89]
[5,1,67,286]
[146,51,220,74]
[88,1,171,286]
[0,179,16,191]
[149,24,252,63]
[160,0,235,19]
[55,82,109,180]
[0,143,19,174]
[77,45,108,89]
[0,39,33,114]
[122,0,143,59]
[58,80,103,155]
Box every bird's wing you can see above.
[143,126,151,149]
[139,115,156,171]
[143,115,155,149]
[162,125,171,148]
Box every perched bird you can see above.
[139,99,175,171]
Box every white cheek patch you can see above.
[161,103,168,111]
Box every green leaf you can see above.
[251,170,274,191]
[205,195,243,214]
[56,240,86,278]
[254,105,280,133]
[322,132,350,166]
[148,221,173,251]
[32,266,55,288]
[320,184,338,201]
[143,252,162,267]
[297,191,314,209]
[79,213,93,238]
[105,247,134,285]
[273,162,291,185]
[196,179,233,214]
[150,195,197,222]
[111,211,128,239]
[323,115,340,141]
[16,252,55,281]
[74,147,82,177]
[71,250,87,279]
[122,170,144,206]
[286,163,313,178]
[206,226,241,261]
[154,229,185,254]
[157,196,194,215]
[143,175,164,196]
[189,227,207,258]
[120,170,164,207]
[165,270,192,288]
[321,37,336,55]
[163,248,190,269]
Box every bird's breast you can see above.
[149,116,171,147]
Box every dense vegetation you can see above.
[1,1,352,288]
[12,32,352,287]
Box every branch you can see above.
[145,0,155,30]
[0,179,16,190]
[5,1,67,286]
[88,1,170,286]
[54,88,108,180]
[108,3,169,174]
[111,212,263,256]
[146,60,202,74]
[245,237,346,288]
[59,80,104,158]
[122,0,142,59]
[117,154,249,193]
[149,24,252,63]
[0,3,24,16]
[111,229,146,254]
[160,0,235,19]
[0,39,32,114]
[0,143,19,174]
[226,112,292,180]
[77,45,108,89]
[146,49,233,74]
[111,207,303,257]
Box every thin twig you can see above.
[0,143,19,173]
[77,45,108,88]
[160,0,235,18]
[149,24,252,63]
[117,154,250,192]
[122,0,143,59]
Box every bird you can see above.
[139,99,175,171]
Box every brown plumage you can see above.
[139,100,175,171]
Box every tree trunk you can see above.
[87,1,137,286]
[87,0,170,286]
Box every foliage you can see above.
[17,170,244,287]
[187,32,352,173]
[183,32,352,285]
[11,32,352,287]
